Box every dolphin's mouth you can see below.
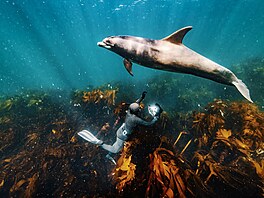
[97,40,114,49]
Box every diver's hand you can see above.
[136,91,147,104]
[153,116,159,121]
[141,91,147,99]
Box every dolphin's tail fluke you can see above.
[232,79,253,103]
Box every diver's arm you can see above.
[135,116,158,126]
[135,91,147,104]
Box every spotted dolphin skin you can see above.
[97,26,253,103]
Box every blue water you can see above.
[1,1,264,197]
[0,0,264,95]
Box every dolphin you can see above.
[97,26,253,103]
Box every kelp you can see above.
[82,89,118,106]
[112,141,137,192]
[111,99,263,198]
[146,148,189,198]
[0,84,264,197]
[0,90,117,197]
[190,100,264,197]
[72,87,118,107]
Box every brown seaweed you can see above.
[112,141,137,192]
[82,88,118,106]
[110,99,263,198]
[0,86,263,197]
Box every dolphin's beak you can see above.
[97,41,110,48]
[97,39,114,49]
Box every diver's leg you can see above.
[101,137,125,154]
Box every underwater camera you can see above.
[148,103,163,117]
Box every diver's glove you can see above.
[136,91,147,103]
[141,91,147,99]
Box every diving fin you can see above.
[78,130,103,145]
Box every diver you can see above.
[78,91,163,164]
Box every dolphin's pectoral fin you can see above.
[162,26,192,44]
[123,58,134,76]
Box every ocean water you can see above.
[0,0,264,95]
[0,0,264,197]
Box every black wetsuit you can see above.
[117,111,158,141]
[101,92,158,154]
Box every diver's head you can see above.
[129,103,140,115]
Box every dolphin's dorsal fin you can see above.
[123,58,133,76]
[162,26,192,44]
